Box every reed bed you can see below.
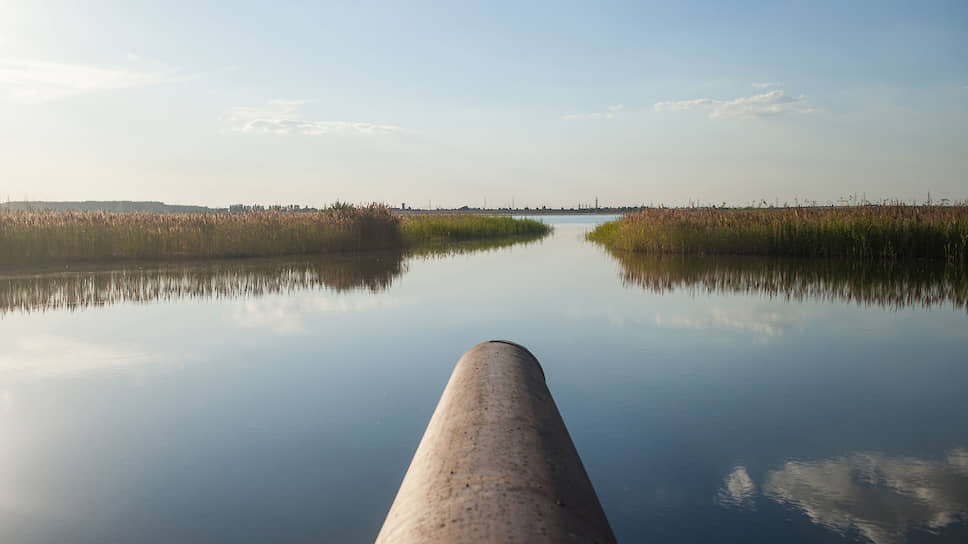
[589,206,968,262]
[401,214,551,245]
[0,206,550,266]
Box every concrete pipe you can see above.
[376,340,616,543]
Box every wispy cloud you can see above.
[562,103,625,121]
[752,81,780,89]
[654,90,813,119]
[223,99,405,136]
[0,58,177,103]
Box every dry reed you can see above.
[589,206,968,262]
[0,206,550,265]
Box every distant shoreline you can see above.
[0,200,627,216]
[394,208,625,216]
[5,200,966,217]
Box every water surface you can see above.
[1,215,966,543]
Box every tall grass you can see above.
[401,214,550,245]
[0,205,551,266]
[0,227,551,314]
[589,206,968,262]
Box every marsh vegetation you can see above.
[589,206,968,262]
[0,205,551,266]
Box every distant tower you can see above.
[402,202,405,210]
[595,197,598,209]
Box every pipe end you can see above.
[484,340,546,381]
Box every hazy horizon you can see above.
[1,1,965,208]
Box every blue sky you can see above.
[0,1,965,207]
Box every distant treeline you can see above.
[589,206,968,262]
[0,200,642,216]
[0,204,551,266]
[0,200,215,214]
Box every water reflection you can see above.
[607,252,968,312]
[717,466,757,509]
[0,253,406,314]
[0,234,548,315]
[0,334,163,378]
[718,450,968,544]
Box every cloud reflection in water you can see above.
[717,466,757,509]
[718,450,968,543]
[0,334,163,379]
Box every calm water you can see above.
[2,215,966,543]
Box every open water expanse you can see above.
[1,215,966,543]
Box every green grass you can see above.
[0,205,551,266]
[589,206,968,262]
[401,214,551,245]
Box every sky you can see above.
[0,0,965,208]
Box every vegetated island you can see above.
[0,203,551,266]
[589,205,968,262]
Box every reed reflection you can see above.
[607,251,968,312]
[0,252,407,315]
[0,234,547,315]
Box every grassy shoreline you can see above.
[589,206,968,262]
[0,205,551,266]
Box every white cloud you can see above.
[654,90,813,119]
[126,52,140,62]
[224,99,405,136]
[562,103,625,121]
[752,81,780,89]
[0,58,176,103]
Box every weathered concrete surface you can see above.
[376,341,616,543]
